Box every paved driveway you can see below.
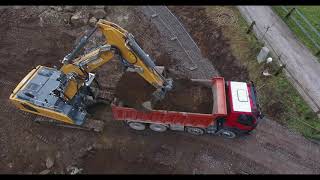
[238,6,320,115]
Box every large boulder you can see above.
[91,9,107,20]
[45,157,54,169]
[88,17,97,27]
[70,11,89,27]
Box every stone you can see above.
[7,162,13,168]
[49,6,62,11]
[88,17,97,27]
[64,6,76,13]
[57,7,63,12]
[66,166,83,175]
[45,157,54,169]
[39,169,50,175]
[70,11,89,27]
[92,9,107,20]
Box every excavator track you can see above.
[32,89,115,132]
[34,116,105,132]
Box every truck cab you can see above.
[223,80,263,135]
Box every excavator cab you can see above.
[9,65,95,125]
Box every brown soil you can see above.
[1,6,320,175]
[115,72,213,114]
[154,79,213,114]
[115,72,155,110]
[168,6,249,82]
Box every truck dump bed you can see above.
[111,77,227,128]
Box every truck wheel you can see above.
[149,123,167,132]
[219,129,237,139]
[128,122,146,131]
[186,127,205,136]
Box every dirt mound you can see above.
[115,72,156,110]
[154,79,213,114]
[168,6,249,81]
[115,72,213,114]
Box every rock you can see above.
[88,17,97,27]
[66,166,83,175]
[70,11,89,27]
[50,6,62,11]
[45,157,54,169]
[63,14,71,25]
[57,7,63,12]
[7,162,13,168]
[64,6,76,13]
[39,169,50,175]
[92,9,107,20]
[71,12,81,25]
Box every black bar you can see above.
[63,26,98,64]
[285,8,296,19]
[246,21,256,34]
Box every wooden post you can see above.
[285,8,296,19]
[274,64,286,76]
[246,21,256,34]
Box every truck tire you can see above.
[128,121,146,131]
[219,129,237,139]
[149,123,167,132]
[186,127,205,136]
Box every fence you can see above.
[137,6,219,79]
[238,7,320,135]
[277,6,320,56]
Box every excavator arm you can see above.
[60,20,172,105]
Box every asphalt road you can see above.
[238,6,320,115]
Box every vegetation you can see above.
[272,6,320,57]
[205,6,320,140]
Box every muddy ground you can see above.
[169,6,249,82]
[0,6,320,174]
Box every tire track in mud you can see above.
[1,6,320,174]
[143,6,320,174]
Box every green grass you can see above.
[205,6,320,140]
[272,6,320,57]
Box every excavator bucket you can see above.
[141,66,173,111]
[141,87,168,111]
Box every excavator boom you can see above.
[60,20,172,102]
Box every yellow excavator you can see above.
[9,20,173,131]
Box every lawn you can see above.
[205,6,320,140]
[272,6,320,57]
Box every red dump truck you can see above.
[111,77,263,139]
